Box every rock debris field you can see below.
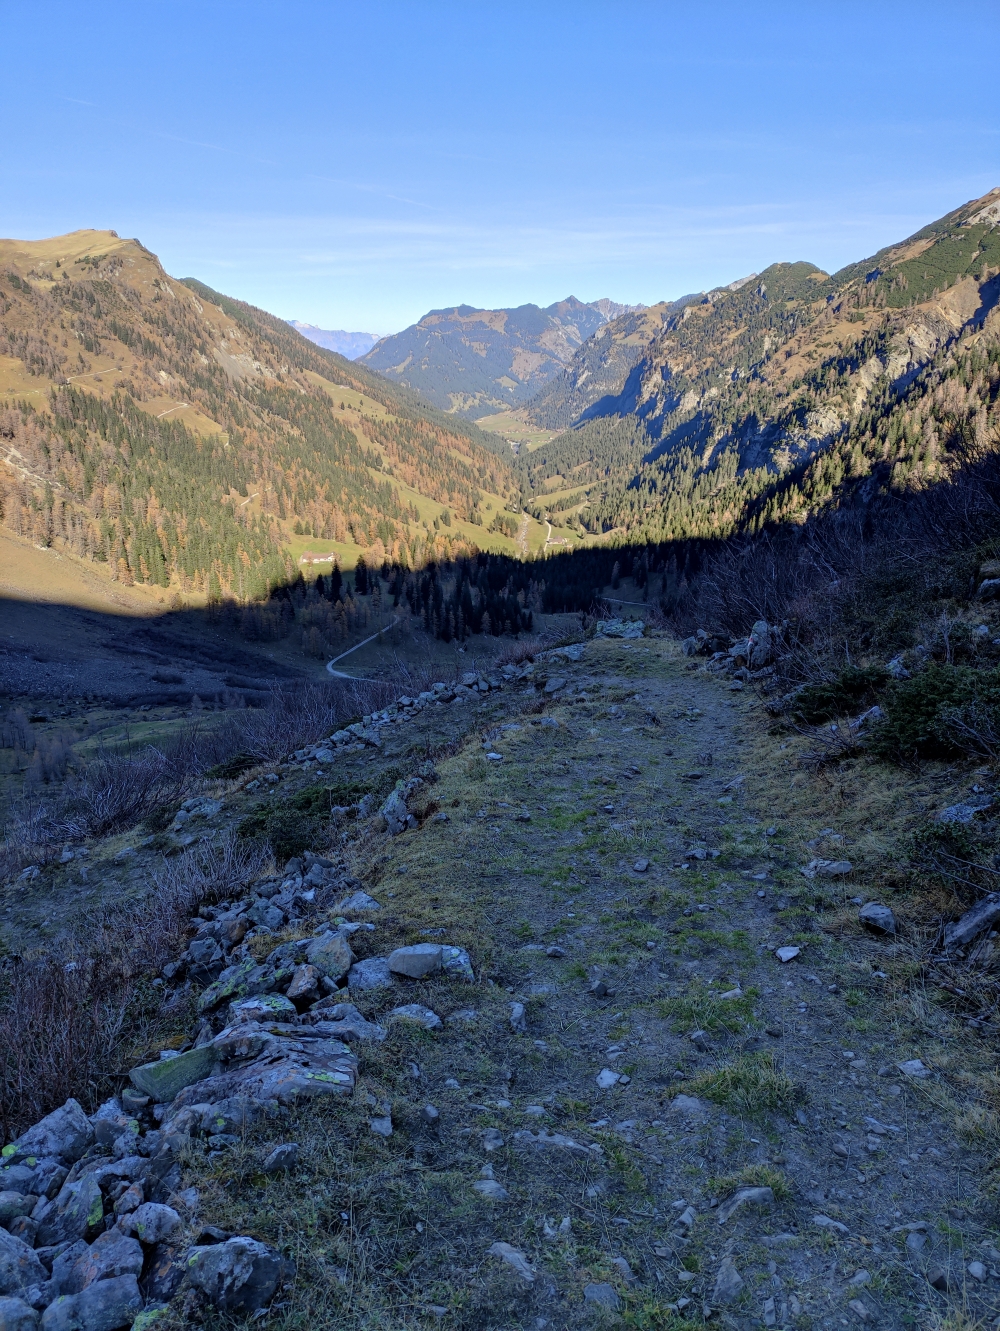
[2,634,999,1330]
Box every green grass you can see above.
[658,983,758,1033]
[708,1163,791,1200]
[687,1053,800,1119]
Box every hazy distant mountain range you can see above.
[287,322,381,359]
[360,296,644,417]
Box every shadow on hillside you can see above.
[0,595,307,708]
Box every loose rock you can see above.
[859,903,896,935]
[40,1274,142,1331]
[387,945,443,979]
[118,1204,181,1247]
[486,1242,534,1282]
[0,1232,47,1299]
[186,1236,286,1313]
[472,1180,509,1201]
[583,1283,621,1311]
[713,1257,743,1304]
[716,1186,774,1225]
[0,1298,37,1331]
[389,1004,442,1031]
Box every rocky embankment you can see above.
[0,652,572,1329]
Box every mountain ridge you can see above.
[0,230,521,606]
[514,188,1000,544]
[286,321,381,360]
[360,294,644,418]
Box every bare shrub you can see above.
[58,743,183,839]
[493,636,546,667]
[936,700,1000,761]
[23,733,76,788]
[232,680,394,763]
[0,833,270,1137]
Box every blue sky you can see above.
[4,1,998,334]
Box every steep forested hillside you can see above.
[0,231,518,601]
[518,189,1000,545]
[361,296,640,417]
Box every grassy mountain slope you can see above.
[517,190,1000,544]
[361,296,641,418]
[0,231,520,602]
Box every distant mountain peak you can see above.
[287,322,381,360]
[361,296,644,417]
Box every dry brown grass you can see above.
[0,833,270,1136]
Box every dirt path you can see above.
[193,636,998,1328]
[517,512,529,557]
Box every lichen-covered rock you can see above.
[304,932,354,982]
[186,1236,286,1312]
[140,1243,187,1303]
[165,1027,357,1110]
[197,957,296,1015]
[64,1229,143,1294]
[128,1044,219,1103]
[440,945,474,981]
[0,1231,47,1298]
[34,1174,104,1248]
[227,994,296,1024]
[3,1102,93,1167]
[118,1204,181,1246]
[40,1273,142,1331]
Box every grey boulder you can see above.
[716,1186,774,1225]
[0,1297,38,1331]
[34,1175,104,1247]
[118,1204,181,1246]
[6,1103,92,1167]
[186,1236,285,1312]
[0,1196,34,1226]
[263,1143,298,1174]
[859,902,896,935]
[347,957,396,991]
[0,1232,47,1298]
[388,944,442,979]
[389,1005,442,1031]
[335,891,381,914]
[304,931,355,983]
[308,1001,386,1043]
[583,1282,621,1311]
[39,1274,141,1331]
[944,894,1000,950]
[380,790,409,836]
[713,1257,744,1305]
[64,1230,143,1294]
